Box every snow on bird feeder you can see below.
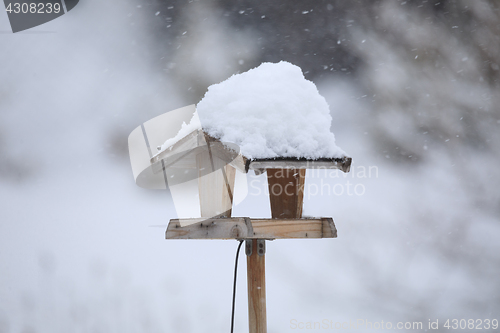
[128,61,351,333]
[195,61,351,220]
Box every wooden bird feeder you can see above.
[152,128,351,333]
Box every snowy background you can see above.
[1,0,499,332]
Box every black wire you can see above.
[231,239,244,333]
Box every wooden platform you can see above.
[165,217,337,240]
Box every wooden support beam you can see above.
[247,239,267,333]
[165,217,337,240]
[267,168,306,219]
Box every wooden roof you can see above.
[150,129,351,174]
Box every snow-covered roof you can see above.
[197,61,347,160]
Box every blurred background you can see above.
[1,0,499,332]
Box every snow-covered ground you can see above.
[1,1,499,332]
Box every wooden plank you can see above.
[267,168,306,219]
[150,129,202,174]
[150,130,248,178]
[166,217,250,239]
[248,156,352,173]
[204,133,248,173]
[197,150,236,218]
[247,239,267,333]
[165,218,337,239]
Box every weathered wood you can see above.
[165,217,337,239]
[253,218,336,238]
[204,133,248,173]
[322,217,338,238]
[150,129,202,174]
[167,217,249,237]
[197,150,236,218]
[267,168,306,219]
[150,130,247,174]
[248,156,352,173]
[150,130,351,175]
[247,239,267,333]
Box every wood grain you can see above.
[150,129,201,174]
[248,156,352,173]
[196,151,235,218]
[267,168,306,219]
[247,239,267,333]
[165,217,337,239]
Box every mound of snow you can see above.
[159,112,201,153]
[197,61,346,159]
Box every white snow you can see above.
[196,61,346,159]
[158,111,201,152]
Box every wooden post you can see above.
[247,239,267,333]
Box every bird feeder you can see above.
[129,62,352,333]
[150,125,351,333]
